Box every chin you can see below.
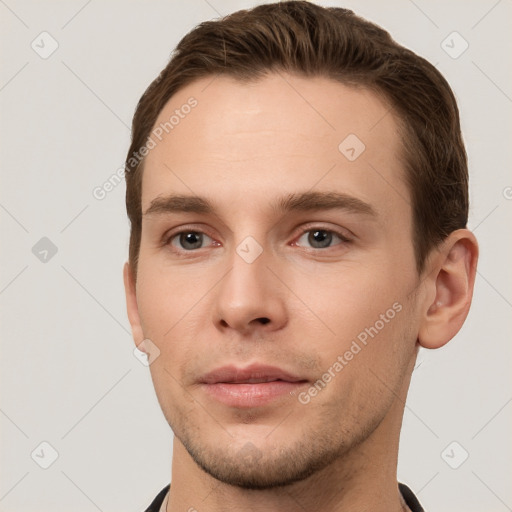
[178,430,344,490]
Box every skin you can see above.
[123,72,478,512]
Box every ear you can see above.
[418,229,479,349]
[123,261,145,349]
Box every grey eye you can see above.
[170,231,213,250]
[297,229,344,249]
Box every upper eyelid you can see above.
[293,222,353,240]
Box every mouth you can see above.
[199,364,309,408]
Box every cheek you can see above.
[136,278,171,339]
[294,263,404,343]
[296,262,416,396]
[135,265,211,383]
[135,258,198,339]
[303,302,416,429]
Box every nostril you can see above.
[257,317,270,325]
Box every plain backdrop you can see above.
[1,1,511,511]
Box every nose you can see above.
[213,242,287,336]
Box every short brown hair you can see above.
[125,0,468,278]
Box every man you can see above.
[122,2,478,511]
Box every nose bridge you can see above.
[233,236,268,296]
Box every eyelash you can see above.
[163,225,352,255]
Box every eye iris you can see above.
[309,230,332,248]
[180,232,203,250]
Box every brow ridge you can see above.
[143,190,377,218]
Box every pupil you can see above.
[182,232,202,249]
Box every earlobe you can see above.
[123,261,145,348]
[418,229,479,349]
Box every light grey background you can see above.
[1,1,511,511]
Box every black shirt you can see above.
[143,482,425,511]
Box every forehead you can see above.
[141,72,410,221]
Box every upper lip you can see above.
[199,364,307,384]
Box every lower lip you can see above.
[201,381,308,407]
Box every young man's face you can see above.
[125,73,428,488]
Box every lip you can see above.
[199,364,309,408]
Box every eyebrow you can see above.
[143,191,377,218]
